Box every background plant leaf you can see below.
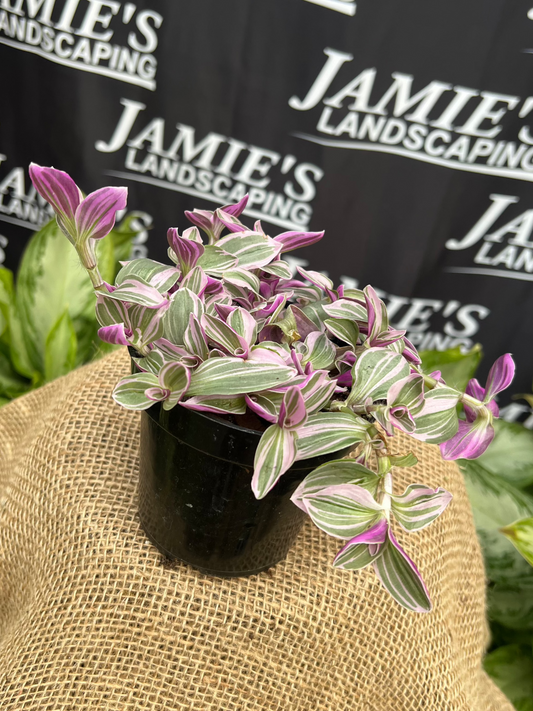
[478,420,533,489]
[420,344,482,391]
[460,460,533,584]
[44,310,77,382]
[483,644,533,711]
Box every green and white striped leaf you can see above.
[180,265,208,296]
[389,453,418,468]
[333,541,383,571]
[181,394,247,415]
[391,484,452,532]
[302,484,383,539]
[323,299,367,321]
[292,460,379,511]
[164,288,204,346]
[202,314,247,355]
[127,304,167,349]
[227,307,258,345]
[245,391,283,422]
[261,260,292,279]
[325,318,359,349]
[105,277,168,308]
[252,425,298,499]
[387,374,424,412]
[113,373,159,410]
[159,361,191,410]
[222,268,261,295]
[411,387,460,444]
[301,301,329,328]
[373,532,432,612]
[196,245,238,275]
[188,358,295,396]
[95,293,127,327]
[332,519,388,570]
[348,348,410,404]
[133,348,165,375]
[217,232,282,269]
[296,412,370,460]
[299,370,336,413]
[298,267,334,291]
[304,332,336,370]
[184,314,208,360]
[116,258,180,293]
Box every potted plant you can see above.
[29,163,515,612]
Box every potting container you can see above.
[138,401,346,577]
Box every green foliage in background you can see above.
[421,346,533,710]
[0,216,139,406]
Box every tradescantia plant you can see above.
[29,163,516,613]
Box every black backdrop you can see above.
[1,0,533,412]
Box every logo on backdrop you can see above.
[303,0,356,16]
[289,47,533,182]
[0,0,163,91]
[445,193,533,283]
[96,98,325,232]
[0,154,54,263]
[0,155,54,232]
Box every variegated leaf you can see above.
[184,314,209,360]
[133,349,166,375]
[334,541,384,571]
[153,338,200,367]
[348,349,410,404]
[222,268,261,295]
[245,392,283,423]
[196,244,238,275]
[95,293,127,327]
[227,307,258,345]
[324,318,359,349]
[411,387,460,444]
[112,373,159,410]
[181,395,247,415]
[181,265,208,296]
[302,484,383,539]
[323,299,367,321]
[217,232,282,269]
[116,258,180,294]
[391,484,452,532]
[291,460,379,512]
[292,306,320,339]
[105,277,168,308]
[333,518,388,570]
[202,314,248,356]
[279,387,307,429]
[297,266,334,291]
[373,531,432,612]
[261,260,293,279]
[389,453,418,468]
[252,425,298,499]
[387,374,424,413]
[164,288,204,346]
[295,412,370,460]
[159,361,191,410]
[188,358,296,396]
[304,332,336,370]
[299,370,336,414]
[127,303,167,349]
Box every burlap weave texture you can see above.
[0,349,512,710]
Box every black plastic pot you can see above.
[138,401,345,577]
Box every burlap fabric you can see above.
[0,349,512,711]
